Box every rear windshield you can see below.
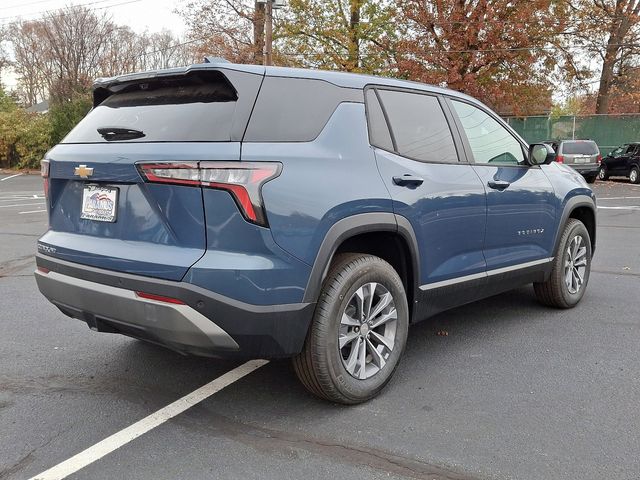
[63,71,238,143]
[562,141,599,155]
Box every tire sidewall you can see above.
[630,167,639,184]
[556,221,592,307]
[318,259,409,402]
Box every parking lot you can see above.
[1,172,639,480]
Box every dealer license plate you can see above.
[81,185,118,222]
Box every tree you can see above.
[0,86,51,169]
[395,0,569,115]
[180,1,266,64]
[277,0,397,73]
[567,0,640,114]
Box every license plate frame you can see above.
[81,185,119,223]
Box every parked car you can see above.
[599,143,640,184]
[35,62,597,404]
[543,139,601,183]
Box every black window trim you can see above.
[444,95,532,169]
[364,84,467,165]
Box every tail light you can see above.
[41,159,50,198]
[556,155,564,163]
[137,162,281,227]
[597,154,602,164]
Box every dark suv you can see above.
[599,143,640,184]
[35,62,597,404]
[544,140,601,183]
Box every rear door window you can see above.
[63,71,241,143]
[561,141,599,155]
[377,89,459,163]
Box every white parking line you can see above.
[597,206,640,211]
[0,202,45,209]
[598,196,640,200]
[19,209,46,214]
[29,359,269,480]
[0,173,24,181]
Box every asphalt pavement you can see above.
[1,173,639,480]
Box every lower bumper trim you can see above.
[36,270,240,352]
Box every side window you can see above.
[377,90,459,163]
[451,100,525,165]
[365,89,393,151]
[244,77,362,142]
[626,145,636,154]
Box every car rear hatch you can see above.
[560,140,600,166]
[39,66,265,281]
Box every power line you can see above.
[0,0,144,23]
[0,0,59,11]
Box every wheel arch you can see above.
[302,213,420,319]
[555,196,597,257]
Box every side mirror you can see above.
[528,143,556,166]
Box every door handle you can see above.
[487,180,511,190]
[393,175,424,187]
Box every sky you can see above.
[1,0,188,90]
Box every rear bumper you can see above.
[35,254,315,358]
[569,164,599,176]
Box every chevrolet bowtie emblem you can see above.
[74,165,94,178]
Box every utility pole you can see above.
[258,0,285,66]
[264,1,273,66]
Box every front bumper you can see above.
[35,254,315,358]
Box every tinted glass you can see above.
[64,72,238,143]
[611,146,624,156]
[244,77,362,142]
[452,100,524,165]
[561,141,599,155]
[365,89,393,151]
[626,144,637,154]
[378,90,458,163]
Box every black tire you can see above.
[293,253,409,404]
[630,167,640,184]
[585,174,597,184]
[598,165,609,181]
[534,219,591,309]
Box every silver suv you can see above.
[544,140,601,183]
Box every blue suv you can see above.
[35,61,596,404]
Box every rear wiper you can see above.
[97,127,145,141]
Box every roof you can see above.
[93,61,477,103]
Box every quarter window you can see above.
[377,90,459,163]
[452,100,525,165]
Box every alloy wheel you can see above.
[630,169,638,183]
[339,282,398,380]
[564,235,588,294]
[598,168,606,180]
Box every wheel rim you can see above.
[339,282,398,380]
[631,169,638,183]
[599,168,606,179]
[564,235,588,294]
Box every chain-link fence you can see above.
[504,115,640,155]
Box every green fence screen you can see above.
[504,115,640,155]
